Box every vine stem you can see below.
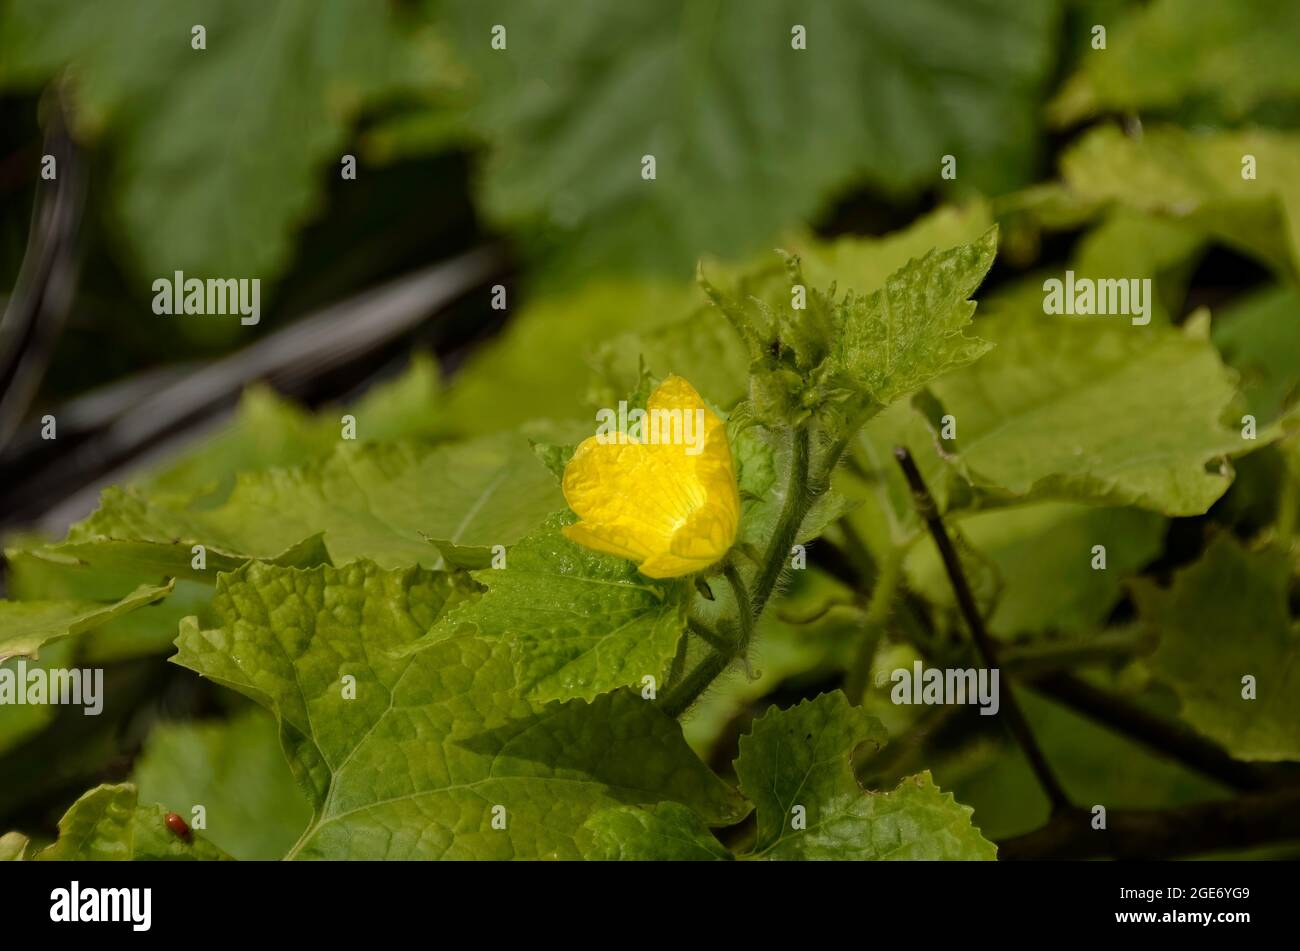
[663,562,756,717]
[893,445,1074,816]
[752,425,812,615]
[661,646,735,718]
[686,618,732,653]
[723,561,755,651]
[665,423,816,716]
[999,785,1300,860]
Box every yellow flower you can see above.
[562,375,740,579]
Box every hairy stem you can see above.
[687,618,732,653]
[723,561,754,651]
[662,647,734,718]
[667,423,817,717]
[752,425,812,616]
[667,415,869,718]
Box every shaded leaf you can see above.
[1051,0,1300,126]
[1138,534,1300,762]
[906,502,1165,638]
[443,0,1056,274]
[583,803,732,860]
[0,0,443,290]
[133,708,313,860]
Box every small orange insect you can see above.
[164,812,192,843]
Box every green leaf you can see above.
[78,581,214,664]
[734,691,995,859]
[591,204,998,415]
[0,832,29,861]
[4,546,222,664]
[173,560,746,858]
[443,205,997,437]
[731,416,853,551]
[1137,534,1300,762]
[52,511,330,583]
[905,502,1165,638]
[591,315,752,414]
[427,512,690,703]
[1213,286,1300,424]
[442,0,1057,274]
[137,388,337,507]
[784,203,997,295]
[1067,211,1206,325]
[583,803,732,860]
[705,228,998,424]
[1050,0,1300,126]
[54,433,562,578]
[928,688,1225,840]
[33,784,232,860]
[132,708,313,860]
[822,228,998,408]
[841,396,967,552]
[440,280,700,435]
[0,644,73,755]
[0,581,173,662]
[138,354,443,506]
[926,310,1242,515]
[1061,125,1300,281]
[530,441,575,482]
[0,0,440,290]
[683,571,862,758]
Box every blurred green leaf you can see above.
[930,689,1226,840]
[906,502,1164,638]
[1138,534,1300,762]
[0,0,445,290]
[0,831,29,860]
[441,280,700,435]
[1213,286,1300,424]
[138,355,443,506]
[1061,125,1300,281]
[132,708,312,860]
[1068,211,1204,324]
[0,642,73,755]
[442,0,1057,275]
[1051,0,1300,126]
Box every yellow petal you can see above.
[561,375,739,578]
